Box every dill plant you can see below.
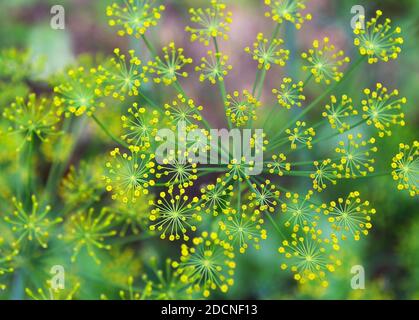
[0,0,416,300]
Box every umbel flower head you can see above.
[2,94,59,147]
[54,66,105,116]
[195,51,232,85]
[185,0,233,46]
[353,10,403,64]
[155,153,198,189]
[272,77,305,109]
[322,191,376,241]
[4,195,62,249]
[244,33,289,70]
[361,83,406,137]
[266,153,291,176]
[147,42,193,85]
[200,178,234,216]
[286,121,316,149]
[172,231,235,298]
[104,148,156,203]
[391,141,418,197]
[107,0,165,38]
[310,159,337,192]
[264,0,312,29]
[225,90,261,127]
[281,191,320,228]
[302,37,350,85]
[163,94,203,130]
[98,48,146,101]
[63,208,117,264]
[149,187,201,241]
[278,225,341,287]
[322,94,357,133]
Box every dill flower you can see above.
[278,226,341,287]
[185,0,233,46]
[156,154,198,189]
[107,0,165,38]
[53,66,104,116]
[63,208,117,264]
[281,191,320,228]
[286,121,316,149]
[244,33,289,70]
[149,188,202,241]
[25,282,80,300]
[335,134,377,178]
[98,48,146,101]
[0,237,18,290]
[163,94,203,130]
[200,178,234,216]
[310,159,338,192]
[248,179,280,212]
[272,77,305,109]
[195,51,232,84]
[104,276,152,300]
[60,160,104,210]
[322,191,376,241]
[2,94,59,146]
[172,231,235,298]
[225,90,261,127]
[322,95,357,133]
[219,205,267,253]
[147,42,193,85]
[361,83,406,137]
[264,0,312,29]
[104,148,156,203]
[391,141,418,197]
[4,195,62,249]
[353,10,403,64]
[266,153,291,176]
[301,38,350,85]
[226,157,252,181]
[121,103,160,151]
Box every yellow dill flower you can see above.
[281,191,320,228]
[353,10,403,64]
[185,0,233,46]
[149,187,201,241]
[264,0,312,29]
[25,282,81,300]
[391,141,418,197]
[98,48,146,101]
[147,42,193,85]
[226,157,254,181]
[104,148,156,203]
[63,208,117,264]
[163,94,203,130]
[225,90,261,127]
[335,134,377,178]
[219,205,267,254]
[195,51,232,84]
[121,103,160,151]
[2,94,59,147]
[173,231,235,298]
[310,159,337,192]
[200,178,234,216]
[285,121,316,149]
[244,33,289,70]
[156,153,198,189]
[54,66,105,116]
[100,275,152,300]
[272,77,305,109]
[107,0,165,38]
[266,153,291,176]
[361,83,406,137]
[0,237,18,290]
[323,191,376,241]
[301,37,350,85]
[4,195,62,249]
[248,179,280,213]
[60,160,104,210]
[322,95,357,133]
[278,225,341,287]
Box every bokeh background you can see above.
[0,0,418,299]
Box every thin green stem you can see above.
[91,114,128,148]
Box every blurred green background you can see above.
[0,0,418,299]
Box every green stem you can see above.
[91,114,128,148]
